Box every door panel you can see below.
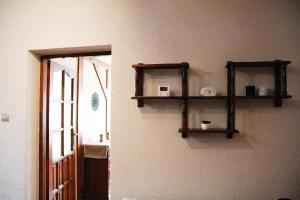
[40,56,98,200]
[48,60,76,200]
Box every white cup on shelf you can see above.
[201,120,211,130]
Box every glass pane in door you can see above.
[64,73,72,101]
[52,131,61,159]
[64,103,72,128]
[50,102,62,132]
[64,129,72,154]
[52,70,62,100]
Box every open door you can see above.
[39,59,81,200]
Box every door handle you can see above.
[72,132,80,136]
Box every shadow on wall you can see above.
[137,101,182,127]
[186,131,253,150]
[187,96,299,150]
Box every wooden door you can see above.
[40,59,77,200]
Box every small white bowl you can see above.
[201,121,211,130]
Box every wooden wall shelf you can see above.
[131,96,183,100]
[132,63,189,69]
[179,128,239,134]
[132,95,292,100]
[233,95,292,99]
[131,96,229,100]
[132,60,292,139]
[226,60,291,68]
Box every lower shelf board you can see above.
[233,95,292,99]
[131,95,292,100]
[179,128,239,134]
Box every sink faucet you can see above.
[99,134,103,143]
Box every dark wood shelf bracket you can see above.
[135,63,144,107]
[274,60,282,107]
[273,59,291,107]
[282,64,288,96]
[181,62,189,138]
[227,62,236,138]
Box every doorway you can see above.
[39,51,111,200]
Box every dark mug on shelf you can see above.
[245,85,256,96]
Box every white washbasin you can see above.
[83,143,109,159]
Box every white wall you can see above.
[0,0,299,199]
[81,58,108,144]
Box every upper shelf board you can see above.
[226,60,291,68]
[131,96,228,100]
[131,95,292,100]
[132,62,189,70]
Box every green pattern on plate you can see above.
[91,92,100,111]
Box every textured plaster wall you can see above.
[0,0,299,199]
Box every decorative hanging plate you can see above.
[91,92,100,111]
